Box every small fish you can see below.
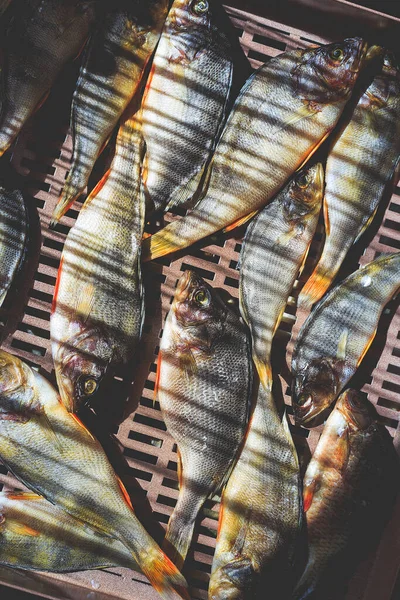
[0,186,28,307]
[292,253,400,426]
[157,270,252,568]
[0,491,135,572]
[142,38,370,261]
[140,0,250,214]
[293,390,399,600]
[51,105,145,413]
[0,0,96,156]
[209,385,302,600]
[239,163,324,390]
[0,350,189,600]
[51,0,168,226]
[299,53,400,309]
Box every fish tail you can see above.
[162,512,196,571]
[298,265,334,310]
[138,546,190,600]
[292,559,319,600]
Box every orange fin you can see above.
[223,210,258,234]
[253,356,273,391]
[116,475,134,511]
[8,522,41,537]
[85,168,112,206]
[51,255,64,314]
[70,413,95,442]
[140,548,190,600]
[298,269,332,309]
[4,492,41,501]
[323,195,330,237]
[357,328,377,368]
[303,479,317,512]
[176,447,183,490]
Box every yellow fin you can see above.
[223,210,258,234]
[354,203,379,245]
[357,328,377,367]
[253,356,272,391]
[323,195,330,237]
[75,282,95,322]
[37,410,65,454]
[337,329,348,360]
[273,104,319,135]
[4,492,42,501]
[179,350,198,382]
[142,231,181,262]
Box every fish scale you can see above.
[140,0,247,214]
[0,0,96,156]
[239,163,324,390]
[51,0,168,225]
[0,351,189,599]
[299,55,400,309]
[0,187,28,307]
[158,270,252,568]
[209,385,302,600]
[143,38,370,260]
[51,106,145,413]
[292,252,400,425]
[0,491,135,572]
[293,390,399,599]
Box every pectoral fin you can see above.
[8,521,41,537]
[337,329,348,361]
[223,211,258,234]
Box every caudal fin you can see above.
[139,547,190,600]
[162,514,197,571]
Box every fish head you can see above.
[209,557,255,600]
[360,52,400,113]
[164,0,213,63]
[336,389,374,433]
[284,162,324,221]
[54,328,114,413]
[170,270,227,354]
[292,357,342,425]
[293,38,368,105]
[0,350,41,421]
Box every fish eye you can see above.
[190,0,209,15]
[296,173,310,189]
[329,46,345,62]
[194,288,210,306]
[80,376,99,397]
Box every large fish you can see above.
[0,491,135,572]
[0,0,96,156]
[293,390,399,600]
[50,0,168,226]
[51,106,145,413]
[299,53,400,309]
[292,252,400,426]
[142,37,371,261]
[239,163,324,390]
[0,186,28,307]
[140,0,250,214]
[0,350,189,599]
[157,270,252,568]
[209,385,302,600]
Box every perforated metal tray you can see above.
[0,4,399,600]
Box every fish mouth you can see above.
[293,394,328,426]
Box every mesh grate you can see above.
[0,5,399,599]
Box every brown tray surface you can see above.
[0,5,399,600]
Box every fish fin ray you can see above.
[70,412,95,442]
[357,328,377,367]
[223,210,258,234]
[179,350,198,382]
[8,521,41,537]
[74,281,95,323]
[337,329,349,360]
[273,104,319,136]
[303,478,317,512]
[253,356,273,391]
[164,166,208,213]
[298,268,332,309]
